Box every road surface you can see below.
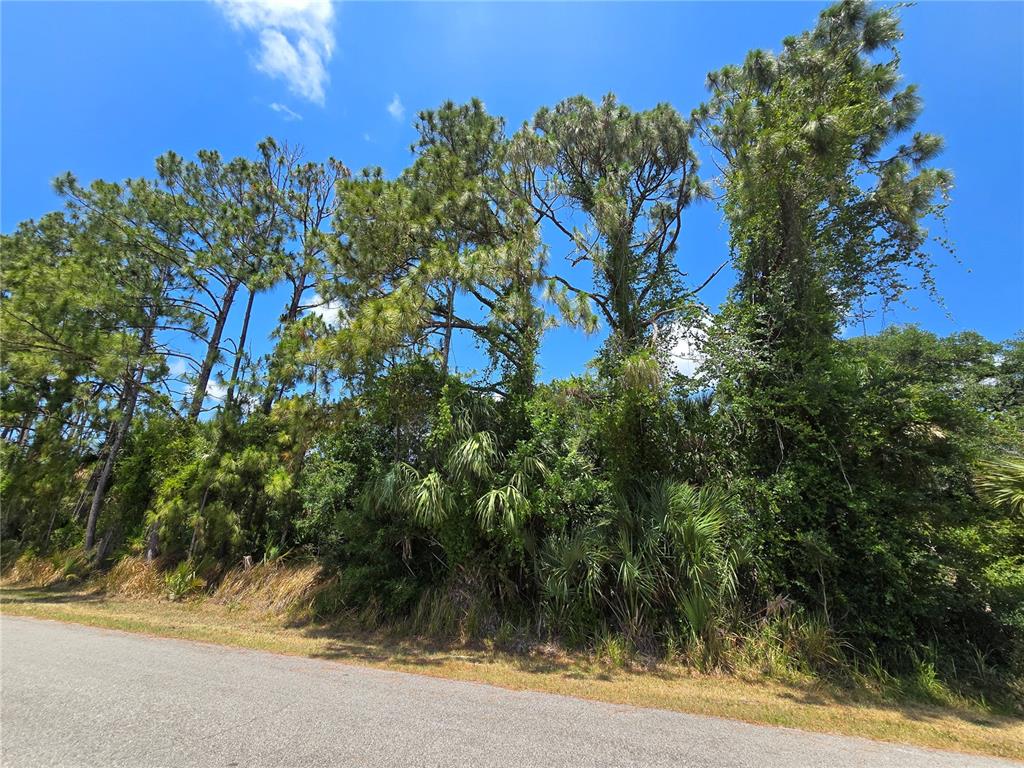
[0,615,1016,767]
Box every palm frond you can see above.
[411,469,452,526]
[475,483,530,532]
[976,456,1024,517]
[365,461,420,514]
[446,430,498,483]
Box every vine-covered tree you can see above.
[693,0,964,653]
[696,0,953,444]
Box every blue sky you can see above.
[3,1,1022,389]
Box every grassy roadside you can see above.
[2,584,1022,761]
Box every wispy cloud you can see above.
[307,292,344,328]
[215,0,335,105]
[207,379,228,402]
[270,102,303,121]
[387,93,405,121]
[168,358,190,379]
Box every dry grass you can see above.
[101,556,165,599]
[3,553,332,613]
[1,583,1021,761]
[211,561,330,618]
[3,551,68,588]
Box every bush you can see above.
[164,561,205,601]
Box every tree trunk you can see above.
[187,484,211,561]
[607,235,640,354]
[225,286,256,409]
[84,325,154,551]
[261,275,308,414]
[440,281,456,378]
[15,412,33,450]
[72,466,101,522]
[145,523,160,562]
[189,279,239,422]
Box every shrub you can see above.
[164,561,205,601]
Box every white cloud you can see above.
[168,358,191,379]
[207,379,228,402]
[269,102,303,121]
[215,0,335,105]
[669,318,708,379]
[306,292,344,328]
[387,93,405,121]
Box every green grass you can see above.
[2,583,1022,761]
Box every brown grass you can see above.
[211,560,330,617]
[3,552,333,613]
[1,582,1021,761]
[101,556,165,599]
[3,552,62,588]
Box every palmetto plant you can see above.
[475,481,530,533]
[366,385,550,535]
[446,430,497,484]
[410,470,454,527]
[975,456,1024,518]
[361,391,550,604]
[164,561,205,601]
[537,479,748,646]
[538,526,609,637]
[615,481,747,642]
[346,394,561,634]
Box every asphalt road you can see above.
[0,615,1017,768]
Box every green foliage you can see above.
[512,94,707,362]
[164,561,206,601]
[53,549,91,583]
[976,458,1024,519]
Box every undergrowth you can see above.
[2,548,1019,716]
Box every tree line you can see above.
[2,1,1021,691]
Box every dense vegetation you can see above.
[2,1,1021,699]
